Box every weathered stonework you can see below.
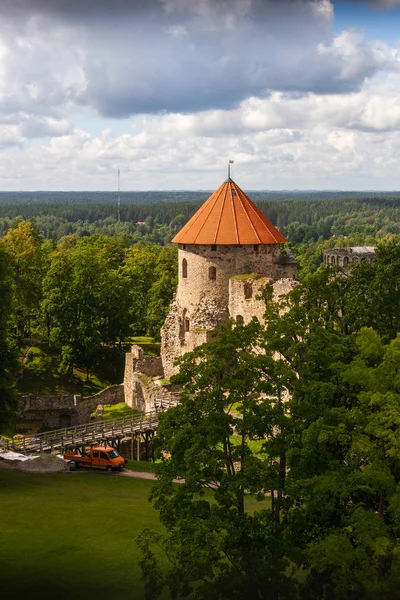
[323,246,375,267]
[123,345,179,412]
[18,384,125,428]
[161,243,298,378]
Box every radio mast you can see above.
[117,168,121,223]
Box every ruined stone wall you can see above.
[124,345,164,409]
[323,248,375,267]
[229,276,298,326]
[18,384,124,428]
[229,276,271,325]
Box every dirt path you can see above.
[121,470,185,484]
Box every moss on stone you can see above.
[230,272,257,280]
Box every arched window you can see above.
[331,256,336,265]
[244,283,252,299]
[352,257,358,263]
[343,256,349,266]
[209,266,216,280]
[182,258,188,278]
[236,315,244,325]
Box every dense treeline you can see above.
[1,189,400,205]
[0,195,399,246]
[140,239,400,599]
[0,222,177,424]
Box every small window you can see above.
[236,315,244,325]
[211,244,217,251]
[185,318,190,332]
[244,283,252,299]
[93,451,98,458]
[182,244,186,250]
[100,452,109,460]
[182,258,188,278]
[343,256,349,266]
[209,266,216,280]
[253,244,259,252]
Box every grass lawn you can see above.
[98,402,140,421]
[0,468,270,599]
[0,470,161,600]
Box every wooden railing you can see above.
[0,392,180,455]
[0,411,161,454]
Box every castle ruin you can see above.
[160,177,298,378]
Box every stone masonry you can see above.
[18,384,124,428]
[161,244,298,378]
[124,345,179,412]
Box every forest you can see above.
[140,241,400,599]
[0,193,398,246]
[0,194,399,598]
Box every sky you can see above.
[1,0,400,191]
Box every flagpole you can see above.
[228,159,234,180]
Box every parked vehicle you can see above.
[64,445,126,472]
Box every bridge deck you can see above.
[1,411,162,455]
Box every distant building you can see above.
[323,246,376,267]
[160,177,298,378]
[136,221,146,225]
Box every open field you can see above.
[0,467,269,599]
[0,470,162,599]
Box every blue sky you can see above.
[334,1,400,43]
[1,0,400,191]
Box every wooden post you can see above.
[131,435,134,460]
[136,436,140,461]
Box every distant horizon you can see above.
[1,189,400,195]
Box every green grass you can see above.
[126,459,156,472]
[130,336,161,357]
[97,402,140,421]
[0,470,161,599]
[0,468,270,599]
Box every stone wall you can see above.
[323,247,375,267]
[123,345,179,412]
[124,345,164,409]
[176,243,281,311]
[19,384,124,428]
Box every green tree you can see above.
[3,220,50,337]
[42,236,131,380]
[0,245,18,428]
[138,320,298,599]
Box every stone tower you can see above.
[160,178,297,378]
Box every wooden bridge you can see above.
[0,410,164,459]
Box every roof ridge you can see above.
[193,184,223,244]
[230,184,240,244]
[171,179,287,245]
[213,183,229,244]
[234,183,262,244]
[243,196,279,243]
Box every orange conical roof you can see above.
[172,179,287,245]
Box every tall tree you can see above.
[138,319,298,600]
[0,245,18,428]
[2,220,50,337]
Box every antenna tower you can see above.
[117,169,121,223]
